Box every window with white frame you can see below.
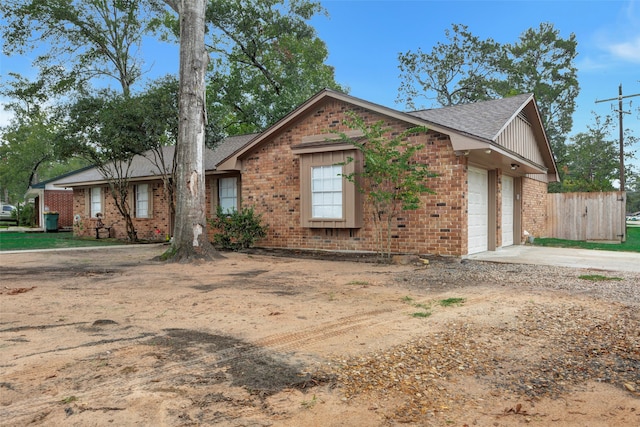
[219,177,237,213]
[311,165,343,219]
[90,187,102,218]
[135,184,149,218]
[293,146,362,229]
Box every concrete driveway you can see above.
[467,245,640,273]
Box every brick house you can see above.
[25,168,93,229]
[57,90,557,256]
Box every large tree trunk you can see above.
[165,0,221,262]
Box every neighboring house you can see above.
[57,89,557,256]
[25,168,93,229]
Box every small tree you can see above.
[334,113,436,260]
[59,92,152,241]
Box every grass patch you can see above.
[578,274,623,282]
[345,280,370,286]
[411,311,431,318]
[0,231,123,251]
[301,395,317,409]
[533,226,640,252]
[403,296,467,318]
[438,297,466,307]
[403,296,432,318]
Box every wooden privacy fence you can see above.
[546,191,626,242]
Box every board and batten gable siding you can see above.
[495,112,545,168]
[239,98,469,256]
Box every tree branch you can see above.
[163,0,180,14]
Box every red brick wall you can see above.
[72,181,171,241]
[521,177,548,239]
[43,190,74,228]
[239,98,468,256]
[67,101,550,255]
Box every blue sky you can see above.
[2,0,639,170]
[310,0,640,170]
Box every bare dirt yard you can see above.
[1,245,639,426]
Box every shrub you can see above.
[209,206,267,251]
[18,203,35,227]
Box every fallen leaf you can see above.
[7,286,37,295]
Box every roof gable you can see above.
[409,93,534,141]
[217,88,468,170]
[217,89,557,180]
[410,94,557,179]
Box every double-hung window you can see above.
[90,187,102,218]
[311,165,343,219]
[292,133,363,228]
[135,184,150,218]
[219,177,237,213]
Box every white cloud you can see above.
[588,0,640,65]
[575,56,610,72]
[607,36,640,63]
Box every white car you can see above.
[0,204,17,224]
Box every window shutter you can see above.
[84,188,90,216]
[210,178,218,214]
[100,187,105,217]
[147,184,154,219]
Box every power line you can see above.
[595,84,640,192]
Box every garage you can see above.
[501,175,514,247]
[468,166,488,254]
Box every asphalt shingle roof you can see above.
[56,133,260,186]
[54,93,544,187]
[408,93,533,141]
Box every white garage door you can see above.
[468,166,488,254]
[501,175,514,247]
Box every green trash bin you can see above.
[44,212,59,232]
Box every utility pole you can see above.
[595,84,640,191]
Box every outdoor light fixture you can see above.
[484,149,492,154]
[511,163,519,170]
